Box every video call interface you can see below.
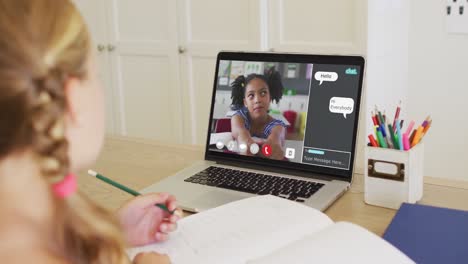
[208,60,361,170]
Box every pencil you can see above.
[368,134,379,147]
[388,123,398,149]
[87,170,174,214]
[411,126,424,147]
[423,119,432,134]
[405,120,415,136]
[393,100,401,132]
[396,119,404,150]
[376,128,388,148]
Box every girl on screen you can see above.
[230,67,287,160]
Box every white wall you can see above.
[367,0,410,137]
[408,0,468,181]
[367,0,468,181]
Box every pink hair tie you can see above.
[52,173,77,198]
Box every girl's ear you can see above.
[64,77,85,127]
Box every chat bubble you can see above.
[315,71,338,85]
[329,97,354,119]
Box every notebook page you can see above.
[127,195,332,264]
[248,222,415,264]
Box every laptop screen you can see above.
[205,52,364,181]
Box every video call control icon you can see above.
[239,143,248,153]
[262,144,272,157]
[250,143,259,155]
[216,141,224,150]
[227,141,237,152]
[285,148,295,159]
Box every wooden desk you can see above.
[78,136,468,236]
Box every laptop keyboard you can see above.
[184,166,324,202]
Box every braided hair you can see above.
[231,67,284,108]
[0,0,129,263]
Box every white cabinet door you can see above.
[73,0,117,134]
[106,0,183,143]
[178,0,262,144]
[268,0,367,173]
[268,0,366,54]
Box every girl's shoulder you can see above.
[233,107,249,119]
[267,116,287,128]
[0,215,66,263]
[0,247,66,264]
[232,107,250,129]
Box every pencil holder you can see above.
[364,142,424,209]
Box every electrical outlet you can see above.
[446,0,468,34]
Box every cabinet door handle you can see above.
[178,46,186,54]
[97,44,106,52]
[107,44,116,52]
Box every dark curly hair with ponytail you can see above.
[231,67,284,108]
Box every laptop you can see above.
[142,51,365,212]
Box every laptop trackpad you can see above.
[191,191,247,210]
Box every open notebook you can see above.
[127,196,414,264]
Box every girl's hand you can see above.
[262,126,285,160]
[117,193,182,246]
[133,252,170,264]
